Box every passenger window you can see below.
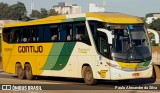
[50,25,59,41]
[60,24,67,41]
[22,28,30,42]
[15,29,21,43]
[30,27,39,42]
[43,26,51,42]
[73,22,90,45]
[67,24,73,41]
[9,29,15,43]
[3,28,10,43]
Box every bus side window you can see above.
[3,28,10,43]
[75,23,85,41]
[73,21,90,45]
[73,22,91,45]
[43,26,51,42]
[22,28,30,43]
[10,29,17,43]
[37,26,44,42]
[30,27,39,42]
[60,24,67,41]
[50,25,59,41]
[15,28,21,43]
[67,24,73,41]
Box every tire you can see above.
[118,80,130,84]
[16,64,25,79]
[25,64,34,80]
[83,66,97,85]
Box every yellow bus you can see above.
[2,12,152,84]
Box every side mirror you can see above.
[97,28,112,44]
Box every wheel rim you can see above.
[18,68,23,78]
[26,65,33,79]
[85,70,92,81]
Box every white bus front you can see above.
[89,22,152,83]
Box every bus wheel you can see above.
[25,64,34,80]
[118,80,130,84]
[16,64,25,79]
[83,66,97,85]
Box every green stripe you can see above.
[51,42,76,70]
[62,19,74,22]
[62,17,86,22]
[142,61,151,66]
[73,17,86,21]
[137,61,151,67]
[41,42,76,70]
[41,43,64,70]
[137,62,144,66]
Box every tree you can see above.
[149,18,160,31]
[4,1,27,20]
[145,13,154,18]
[40,8,48,18]
[30,10,41,18]
[48,9,58,16]
[0,2,9,19]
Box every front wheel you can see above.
[83,66,97,85]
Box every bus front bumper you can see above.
[110,65,153,80]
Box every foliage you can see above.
[48,9,58,16]
[145,13,154,18]
[0,2,9,19]
[0,2,59,20]
[30,10,41,18]
[40,8,48,18]
[30,8,58,18]
[148,18,160,31]
[0,2,27,20]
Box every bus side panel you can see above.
[75,42,97,78]
[34,43,53,75]
[2,42,15,73]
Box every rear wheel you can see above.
[16,63,25,79]
[25,64,34,80]
[83,66,97,85]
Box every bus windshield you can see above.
[109,24,151,62]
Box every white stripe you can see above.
[86,17,103,21]
[66,13,86,19]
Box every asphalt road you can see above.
[0,70,160,93]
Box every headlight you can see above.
[107,62,122,69]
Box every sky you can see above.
[0,0,160,17]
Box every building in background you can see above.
[146,13,160,24]
[146,17,158,24]
[89,3,105,12]
[53,2,82,14]
[153,13,160,18]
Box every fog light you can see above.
[132,73,139,77]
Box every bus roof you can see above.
[3,12,143,28]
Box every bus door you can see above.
[96,31,111,79]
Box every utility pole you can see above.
[103,0,106,11]
[31,0,35,12]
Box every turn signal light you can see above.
[132,73,139,77]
